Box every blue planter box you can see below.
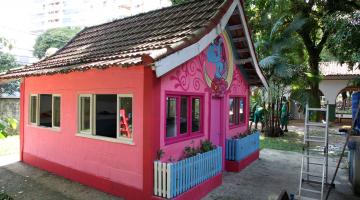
[226,131,259,161]
[154,147,222,199]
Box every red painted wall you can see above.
[22,66,146,190]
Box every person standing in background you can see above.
[281,96,289,132]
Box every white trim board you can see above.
[236,2,268,89]
[154,0,268,89]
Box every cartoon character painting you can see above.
[204,32,234,97]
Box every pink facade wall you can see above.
[22,66,146,189]
[159,33,250,161]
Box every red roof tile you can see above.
[1,0,231,79]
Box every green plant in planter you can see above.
[156,149,164,160]
[200,139,216,153]
[183,140,217,158]
[183,146,199,158]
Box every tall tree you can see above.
[33,27,82,59]
[246,0,360,107]
[0,52,20,96]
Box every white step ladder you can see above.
[298,104,329,200]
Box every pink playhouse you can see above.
[0,0,267,199]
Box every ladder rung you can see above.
[305,122,327,127]
[301,188,322,194]
[302,179,323,185]
[302,171,323,178]
[308,162,324,166]
[306,149,325,153]
[308,136,325,140]
[303,155,325,159]
[304,139,326,143]
[300,196,319,200]
[307,108,327,112]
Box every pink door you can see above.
[210,98,222,146]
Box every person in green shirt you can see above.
[254,105,264,131]
[280,96,289,132]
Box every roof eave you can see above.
[154,0,268,89]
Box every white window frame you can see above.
[52,94,61,129]
[78,94,93,135]
[29,94,39,125]
[76,94,134,144]
[117,94,133,139]
[29,94,61,130]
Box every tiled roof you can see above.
[320,62,360,78]
[0,0,231,79]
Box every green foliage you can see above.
[183,140,216,159]
[326,11,360,68]
[0,52,20,96]
[33,27,82,59]
[200,139,216,152]
[156,149,165,160]
[170,0,189,5]
[0,52,18,72]
[0,37,13,50]
[0,192,14,200]
[0,118,18,139]
[349,77,360,87]
[246,0,359,108]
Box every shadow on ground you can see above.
[0,162,122,200]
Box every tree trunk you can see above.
[308,53,321,109]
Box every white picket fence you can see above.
[153,147,222,199]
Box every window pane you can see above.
[180,97,188,134]
[53,96,61,127]
[39,94,52,127]
[229,98,234,125]
[30,96,37,124]
[239,98,245,123]
[234,98,239,125]
[192,98,200,132]
[80,96,91,132]
[119,96,133,138]
[96,95,117,138]
[166,97,177,138]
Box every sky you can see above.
[0,0,36,64]
[0,0,172,65]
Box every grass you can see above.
[0,192,13,200]
[260,131,304,152]
[0,135,19,157]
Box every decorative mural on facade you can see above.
[170,31,236,96]
[204,32,234,97]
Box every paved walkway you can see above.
[205,149,358,200]
[0,149,357,200]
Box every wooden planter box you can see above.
[153,147,222,199]
[225,132,260,172]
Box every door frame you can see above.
[208,94,226,168]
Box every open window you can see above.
[78,94,133,142]
[29,94,61,129]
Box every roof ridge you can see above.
[82,0,221,31]
[1,0,232,79]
